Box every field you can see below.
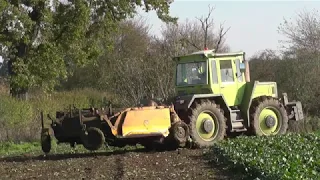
[0,132,319,180]
[0,142,245,180]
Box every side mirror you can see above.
[239,63,246,73]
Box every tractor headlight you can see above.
[272,86,275,94]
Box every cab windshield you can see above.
[176,61,208,86]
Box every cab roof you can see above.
[173,49,245,60]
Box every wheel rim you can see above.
[258,107,281,135]
[176,126,186,139]
[196,111,217,141]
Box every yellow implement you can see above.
[101,106,178,138]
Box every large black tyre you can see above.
[189,100,226,148]
[250,97,288,136]
[41,128,51,154]
[82,127,105,151]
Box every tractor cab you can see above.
[174,49,249,107]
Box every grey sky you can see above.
[137,0,320,58]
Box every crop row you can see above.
[210,133,320,180]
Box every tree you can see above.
[0,0,177,98]
[250,49,280,61]
[59,16,178,106]
[57,4,232,106]
[196,5,230,52]
[278,9,320,58]
[160,5,230,57]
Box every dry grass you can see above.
[0,83,117,142]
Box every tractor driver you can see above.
[197,65,206,83]
[182,65,206,84]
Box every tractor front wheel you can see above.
[189,100,226,148]
[250,97,288,136]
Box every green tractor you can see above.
[172,49,304,147]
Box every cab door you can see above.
[218,58,238,106]
[234,58,246,105]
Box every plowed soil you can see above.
[0,148,244,180]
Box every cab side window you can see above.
[211,60,218,84]
[235,59,244,82]
[220,60,234,82]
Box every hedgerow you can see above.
[0,88,119,142]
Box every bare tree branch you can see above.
[196,5,215,49]
[159,4,230,55]
[278,9,320,57]
[179,31,202,50]
[215,22,231,53]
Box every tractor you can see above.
[172,49,304,148]
[40,49,304,153]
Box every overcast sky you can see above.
[137,0,320,58]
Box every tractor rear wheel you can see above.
[250,97,288,136]
[189,100,226,148]
[82,127,105,151]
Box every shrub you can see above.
[288,116,320,133]
[0,88,118,142]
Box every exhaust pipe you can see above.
[245,59,250,82]
[243,53,250,82]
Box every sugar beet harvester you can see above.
[40,49,304,153]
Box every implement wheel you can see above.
[82,127,105,151]
[189,100,226,148]
[172,121,189,144]
[250,97,288,136]
[41,128,51,154]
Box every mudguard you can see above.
[174,94,230,111]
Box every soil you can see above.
[0,148,244,180]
